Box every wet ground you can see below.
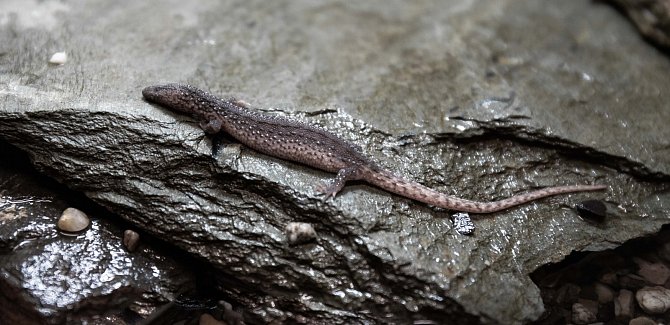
[0,142,242,324]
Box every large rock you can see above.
[0,0,668,324]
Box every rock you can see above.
[199,313,225,325]
[57,207,90,233]
[451,212,475,235]
[635,286,670,314]
[606,0,670,49]
[0,186,199,323]
[284,222,317,245]
[595,282,615,303]
[556,283,582,308]
[634,258,670,285]
[48,51,67,65]
[1,0,669,324]
[620,274,647,290]
[572,302,597,324]
[123,230,140,252]
[629,316,657,325]
[577,298,599,318]
[219,300,245,325]
[575,200,607,223]
[615,289,635,318]
[597,301,615,323]
[580,284,599,301]
[600,272,619,287]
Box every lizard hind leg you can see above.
[316,166,361,200]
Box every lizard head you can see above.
[142,83,217,116]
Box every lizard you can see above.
[142,83,606,213]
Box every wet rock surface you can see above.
[0,144,203,324]
[0,0,668,324]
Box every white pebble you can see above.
[636,286,670,314]
[285,222,317,245]
[57,207,89,233]
[48,51,67,65]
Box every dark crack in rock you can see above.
[0,1,669,324]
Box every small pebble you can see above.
[595,282,615,303]
[199,313,225,325]
[48,51,67,65]
[123,230,140,252]
[219,300,245,325]
[636,286,670,314]
[634,258,670,285]
[285,222,317,245]
[556,283,581,308]
[615,289,634,318]
[629,316,658,325]
[575,199,607,222]
[57,207,90,233]
[571,302,597,324]
[577,298,598,316]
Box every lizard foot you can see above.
[316,183,341,200]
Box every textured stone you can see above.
[636,286,670,314]
[57,207,90,233]
[572,302,597,324]
[629,316,658,325]
[615,289,635,319]
[0,0,669,324]
[595,282,616,303]
[635,258,670,285]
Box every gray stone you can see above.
[0,0,669,324]
[595,282,616,304]
[615,289,635,319]
[629,316,658,325]
[636,286,670,314]
[284,222,317,245]
[123,229,140,252]
[635,258,670,286]
[620,274,648,290]
[572,302,597,324]
[600,272,619,287]
[606,0,670,49]
[57,207,90,233]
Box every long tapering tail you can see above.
[363,167,607,213]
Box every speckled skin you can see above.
[142,84,607,213]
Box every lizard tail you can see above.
[362,167,607,213]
